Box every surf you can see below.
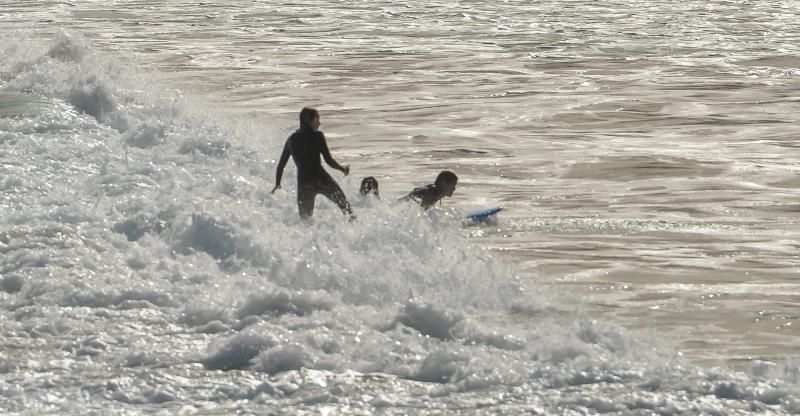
[0,31,798,414]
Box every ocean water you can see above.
[1,1,799,414]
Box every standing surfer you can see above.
[272,107,353,219]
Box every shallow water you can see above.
[2,0,800,414]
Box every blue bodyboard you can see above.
[465,206,503,221]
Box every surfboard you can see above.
[465,206,503,221]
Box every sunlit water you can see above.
[2,1,800,414]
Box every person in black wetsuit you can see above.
[271,107,353,218]
[401,170,458,210]
[359,176,379,198]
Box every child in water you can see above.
[359,176,380,198]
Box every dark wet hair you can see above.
[435,170,458,185]
[299,107,319,130]
[360,176,379,196]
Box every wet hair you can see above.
[434,170,458,186]
[299,107,319,130]
[360,176,379,196]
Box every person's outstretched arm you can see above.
[318,133,349,175]
[401,185,436,209]
[399,186,421,202]
[271,140,291,193]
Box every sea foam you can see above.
[0,31,798,414]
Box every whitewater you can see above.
[1,1,800,414]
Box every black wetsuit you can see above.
[404,184,443,210]
[275,128,352,218]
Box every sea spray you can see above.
[0,31,798,414]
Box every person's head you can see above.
[434,170,458,197]
[360,176,379,197]
[299,107,320,131]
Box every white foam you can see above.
[0,31,797,415]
